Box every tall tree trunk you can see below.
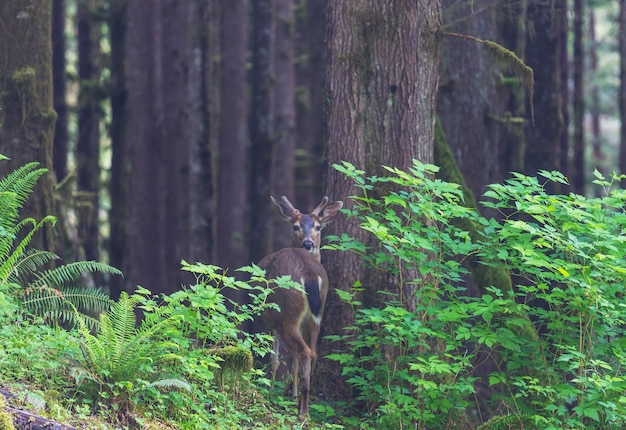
[126,0,210,295]
[589,8,603,195]
[295,0,328,210]
[559,0,570,180]
[525,0,566,193]
[438,0,507,210]
[217,0,250,270]
[52,0,69,183]
[108,0,129,299]
[0,0,57,252]
[271,0,296,252]
[249,0,272,264]
[321,0,442,404]
[619,0,626,178]
[76,0,101,266]
[499,0,528,175]
[572,0,585,194]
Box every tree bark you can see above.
[126,0,212,295]
[52,0,69,183]
[249,0,273,264]
[525,0,566,193]
[271,0,296,252]
[321,0,442,403]
[619,0,626,178]
[108,0,129,299]
[0,0,57,252]
[216,0,250,271]
[76,0,102,266]
[572,0,585,193]
[438,0,507,212]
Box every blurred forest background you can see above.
[0,0,625,401]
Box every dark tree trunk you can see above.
[0,0,57,252]
[249,0,273,263]
[498,0,528,175]
[271,0,296,252]
[52,0,68,183]
[572,0,585,193]
[216,0,250,271]
[76,0,102,265]
[525,0,566,193]
[619,0,626,178]
[321,0,441,404]
[559,1,570,180]
[126,0,211,295]
[295,0,328,210]
[108,0,129,299]
[438,0,507,207]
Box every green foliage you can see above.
[0,156,119,329]
[68,287,187,422]
[329,161,626,429]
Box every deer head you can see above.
[258,196,343,417]
[270,195,343,261]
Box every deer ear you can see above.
[320,201,343,226]
[271,195,299,222]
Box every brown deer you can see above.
[258,195,343,417]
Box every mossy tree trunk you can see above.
[438,0,507,208]
[321,0,442,404]
[0,0,57,252]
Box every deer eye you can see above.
[315,225,322,231]
[293,225,301,232]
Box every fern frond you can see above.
[444,32,535,124]
[0,162,47,210]
[22,285,113,330]
[30,261,123,290]
[7,249,59,285]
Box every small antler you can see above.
[311,196,329,217]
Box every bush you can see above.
[328,161,626,429]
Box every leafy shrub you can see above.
[328,161,626,429]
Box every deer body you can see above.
[258,196,342,418]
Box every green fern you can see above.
[0,156,120,328]
[71,289,183,385]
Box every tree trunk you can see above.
[126,0,211,295]
[249,0,272,264]
[52,0,69,184]
[572,0,585,193]
[589,8,603,196]
[217,0,250,271]
[108,0,129,299]
[438,0,507,213]
[525,0,566,193]
[76,0,102,266]
[294,0,328,210]
[619,0,626,178]
[271,0,296,252]
[321,0,442,403]
[0,0,56,252]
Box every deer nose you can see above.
[302,240,314,251]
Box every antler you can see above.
[311,196,329,217]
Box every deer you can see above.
[257,195,343,418]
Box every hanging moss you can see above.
[11,67,37,125]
